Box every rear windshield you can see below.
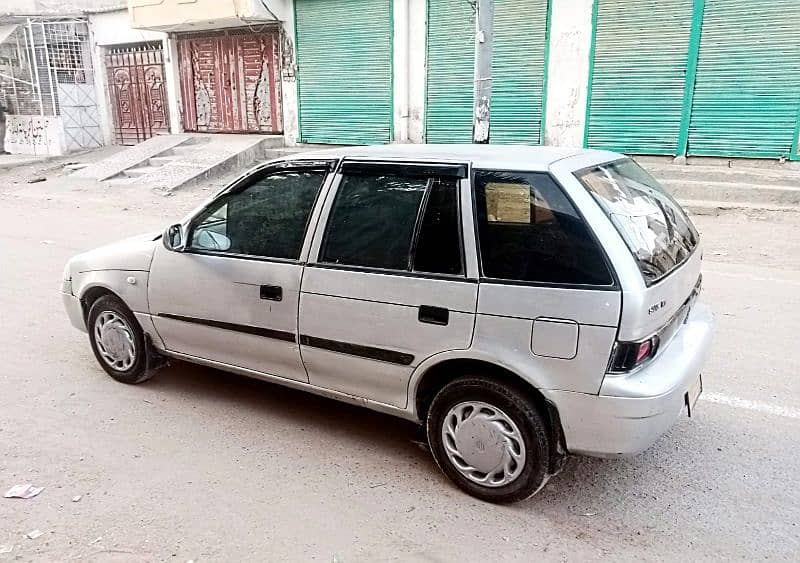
[575,158,698,285]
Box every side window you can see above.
[413,178,462,275]
[474,170,612,285]
[320,170,463,275]
[189,169,326,259]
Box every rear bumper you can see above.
[547,302,714,457]
[62,291,86,333]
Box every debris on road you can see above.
[64,163,89,171]
[26,530,44,540]
[4,484,44,499]
[89,537,102,545]
[72,495,82,503]
[27,177,46,184]
[0,544,13,554]
[40,240,54,245]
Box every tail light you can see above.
[608,336,660,373]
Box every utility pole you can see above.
[473,0,493,143]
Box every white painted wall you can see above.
[91,9,164,46]
[4,115,66,155]
[543,0,594,148]
[279,2,299,146]
[392,0,426,144]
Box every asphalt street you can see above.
[0,165,798,562]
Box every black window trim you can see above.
[313,160,469,279]
[470,167,620,291]
[184,160,336,263]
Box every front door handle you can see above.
[260,285,283,301]
[419,305,449,326]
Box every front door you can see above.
[148,163,331,382]
[298,161,477,408]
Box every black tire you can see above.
[87,294,154,384]
[426,375,551,504]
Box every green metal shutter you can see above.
[425,0,475,143]
[295,0,393,145]
[490,0,549,145]
[687,0,800,158]
[586,0,694,154]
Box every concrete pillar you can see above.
[543,0,595,148]
[279,5,300,146]
[407,0,426,143]
[162,36,184,135]
[87,21,113,146]
[392,0,425,144]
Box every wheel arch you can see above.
[80,284,123,321]
[410,355,568,474]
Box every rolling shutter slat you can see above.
[687,0,800,158]
[295,0,392,145]
[490,0,548,145]
[425,0,475,143]
[587,0,694,155]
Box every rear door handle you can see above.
[419,305,449,326]
[260,285,283,301]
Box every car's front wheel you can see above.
[426,375,552,503]
[87,294,154,384]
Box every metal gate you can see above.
[425,0,549,145]
[490,0,549,144]
[425,0,475,143]
[585,0,695,155]
[295,0,393,145]
[106,43,169,145]
[687,0,800,158]
[176,29,283,134]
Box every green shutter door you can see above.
[687,0,800,158]
[425,0,475,143]
[490,0,549,145]
[295,0,392,145]
[586,0,694,154]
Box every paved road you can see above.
[0,169,798,562]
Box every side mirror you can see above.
[163,224,186,252]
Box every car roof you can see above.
[283,144,621,171]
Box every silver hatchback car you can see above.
[62,145,713,503]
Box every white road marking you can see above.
[700,392,800,420]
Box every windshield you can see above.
[575,158,698,285]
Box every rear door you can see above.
[298,161,476,407]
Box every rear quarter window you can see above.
[474,170,614,286]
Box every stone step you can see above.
[122,165,161,178]
[649,163,800,187]
[662,179,800,206]
[148,156,179,167]
[679,199,800,216]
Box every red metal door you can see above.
[106,43,170,145]
[177,29,283,134]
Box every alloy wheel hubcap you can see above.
[94,311,136,371]
[441,401,526,488]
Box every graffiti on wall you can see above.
[3,115,66,156]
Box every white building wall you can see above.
[279,2,299,146]
[543,0,594,148]
[392,0,426,144]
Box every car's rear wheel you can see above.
[88,294,154,384]
[426,375,551,503]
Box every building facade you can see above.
[3,0,799,160]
